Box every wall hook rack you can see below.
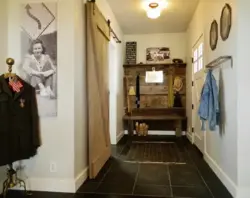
[205,55,233,69]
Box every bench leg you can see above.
[128,120,134,136]
[175,120,182,137]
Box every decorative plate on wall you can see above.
[210,20,218,51]
[220,3,232,41]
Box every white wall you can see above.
[0,0,8,70]
[0,0,8,193]
[187,0,238,197]
[96,0,124,144]
[236,0,250,197]
[124,33,187,64]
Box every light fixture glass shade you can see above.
[143,0,168,19]
[147,9,161,19]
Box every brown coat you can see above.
[0,75,41,166]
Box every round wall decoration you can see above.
[210,20,218,51]
[220,3,232,41]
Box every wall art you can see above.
[210,20,218,51]
[19,2,57,117]
[125,42,137,65]
[146,47,171,64]
[220,3,232,41]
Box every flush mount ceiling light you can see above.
[142,0,168,19]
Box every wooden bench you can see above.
[123,108,186,137]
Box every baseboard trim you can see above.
[24,177,76,193]
[204,152,237,197]
[124,130,186,136]
[116,131,124,144]
[75,167,88,191]
[186,132,194,144]
[9,167,88,193]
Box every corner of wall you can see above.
[73,0,88,183]
[116,130,124,144]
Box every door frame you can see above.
[192,34,205,153]
[109,39,118,145]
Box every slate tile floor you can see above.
[77,136,233,198]
[2,136,233,198]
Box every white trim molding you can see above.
[24,177,76,193]
[204,152,237,198]
[74,167,88,191]
[186,132,194,144]
[12,167,89,193]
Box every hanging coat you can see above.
[0,75,41,166]
[135,74,140,108]
[198,70,219,131]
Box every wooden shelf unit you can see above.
[123,63,187,135]
[123,63,186,110]
[123,63,187,68]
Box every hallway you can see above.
[3,136,232,198]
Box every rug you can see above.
[120,141,188,164]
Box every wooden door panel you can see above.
[87,2,111,178]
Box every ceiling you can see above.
[106,0,199,34]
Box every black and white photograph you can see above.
[146,47,171,64]
[19,2,57,117]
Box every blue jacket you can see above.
[198,70,219,131]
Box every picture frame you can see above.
[220,3,232,41]
[210,20,218,51]
[146,47,171,64]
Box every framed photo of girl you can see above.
[19,2,57,117]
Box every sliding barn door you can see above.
[86,2,111,178]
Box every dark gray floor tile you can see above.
[74,194,162,198]
[88,158,114,182]
[172,186,212,198]
[77,181,100,193]
[137,164,170,185]
[96,181,134,195]
[117,135,128,145]
[133,184,171,197]
[111,146,123,157]
[32,191,73,198]
[196,161,220,182]
[102,171,136,183]
[169,164,205,186]
[206,181,233,198]
[109,160,139,175]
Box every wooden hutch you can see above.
[123,63,187,137]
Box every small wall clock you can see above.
[210,20,218,51]
[220,3,232,41]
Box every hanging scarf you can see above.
[135,74,140,108]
